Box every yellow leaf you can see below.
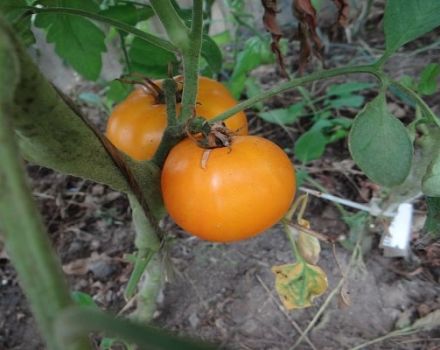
[272,262,328,310]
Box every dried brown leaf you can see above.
[261,0,288,77]
[62,252,109,275]
[338,283,351,309]
[332,0,349,27]
[293,0,323,74]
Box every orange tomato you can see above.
[106,77,248,161]
[161,136,296,242]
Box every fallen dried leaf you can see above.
[338,283,351,309]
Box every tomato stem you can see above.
[391,80,440,128]
[152,78,185,167]
[210,64,387,123]
[179,0,204,122]
[150,0,190,51]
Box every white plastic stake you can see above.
[380,203,413,258]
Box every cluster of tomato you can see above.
[106,77,296,242]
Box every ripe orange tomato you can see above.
[106,77,248,161]
[161,136,296,242]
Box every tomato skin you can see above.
[106,77,248,161]
[161,136,296,242]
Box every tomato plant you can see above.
[161,136,296,242]
[106,76,248,161]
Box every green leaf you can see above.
[99,4,154,26]
[39,0,99,11]
[128,37,178,78]
[384,0,440,55]
[418,63,440,96]
[201,34,223,73]
[259,103,304,125]
[348,93,413,187]
[106,80,132,104]
[0,0,35,45]
[294,129,328,163]
[326,82,374,96]
[228,36,277,98]
[71,291,98,308]
[424,197,440,237]
[244,77,264,111]
[35,0,106,80]
[422,151,440,196]
[327,94,364,109]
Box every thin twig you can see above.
[290,240,363,349]
[256,275,318,350]
[299,187,395,217]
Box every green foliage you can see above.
[106,80,132,105]
[35,0,106,80]
[424,197,440,237]
[294,127,328,163]
[98,3,154,26]
[228,36,280,98]
[349,93,413,187]
[384,0,440,56]
[422,151,440,196]
[71,291,98,308]
[259,103,304,124]
[418,63,440,96]
[0,0,35,45]
[128,37,178,78]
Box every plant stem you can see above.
[350,329,419,350]
[210,64,385,123]
[290,241,363,350]
[391,80,440,128]
[152,78,184,167]
[119,31,132,73]
[25,6,177,53]
[0,19,91,350]
[56,307,218,350]
[179,0,204,122]
[124,194,161,301]
[150,0,190,50]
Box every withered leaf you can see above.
[332,0,349,27]
[261,0,288,77]
[272,262,328,309]
[293,0,323,74]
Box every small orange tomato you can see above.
[106,77,248,161]
[161,136,296,242]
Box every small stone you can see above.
[89,260,115,280]
[188,312,200,329]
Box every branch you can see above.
[179,0,204,122]
[150,0,190,50]
[210,64,384,123]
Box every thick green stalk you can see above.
[0,19,91,350]
[124,194,161,301]
[150,0,190,50]
[179,0,204,122]
[152,78,184,167]
[210,64,385,123]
